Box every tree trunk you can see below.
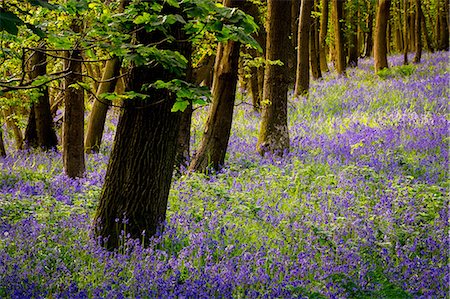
[257,0,291,156]
[84,56,121,153]
[310,0,322,80]
[438,0,449,50]
[294,0,313,96]
[189,39,241,172]
[347,0,359,67]
[0,126,6,157]
[30,46,58,150]
[94,6,192,249]
[332,0,346,74]
[403,0,409,64]
[63,19,85,178]
[289,0,301,83]
[24,105,38,148]
[319,0,329,72]
[420,7,434,52]
[374,0,391,72]
[175,104,193,170]
[3,107,23,150]
[413,0,422,63]
[363,1,374,57]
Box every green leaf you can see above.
[27,0,58,10]
[171,100,189,112]
[0,11,24,36]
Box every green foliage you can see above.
[377,65,416,79]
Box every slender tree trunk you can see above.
[294,0,313,96]
[3,107,23,150]
[63,19,85,178]
[289,0,301,83]
[30,46,58,150]
[24,105,38,148]
[438,0,449,50]
[347,0,359,67]
[364,1,374,57]
[192,54,215,86]
[175,104,193,170]
[189,39,241,172]
[403,0,409,64]
[319,0,329,72]
[257,0,291,156]
[332,0,346,74]
[420,7,434,52]
[0,127,6,157]
[84,56,121,153]
[413,0,422,63]
[310,0,322,79]
[374,0,391,72]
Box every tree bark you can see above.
[420,7,434,52]
[347,0,359,67]
[63,19,85,178]
[437,0,449,50]
[363,1,374,57]
[30,46,58,150]
[24,105,38,148]
[94,7,192,250]
[189,38,241,172]
[3,107,23,150]
[84,56,121,153]
[289,0,301,83]
[374,0,391,72]
[294,0,313,96]
[332,0,346,74]
[310,0,322,79]
[0,127,6,157]
[403,0,408,64]
[413,0,422,63]
[319,0,329,72]
[257,0,291,156]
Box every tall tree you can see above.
[332,0,346,74]
[374,0,391,72]
[94,1,258,249]
[63,18,85,178]
[26,45,58,150]
[403,0,409,64]
[0,126,6,157]
[189,0,260,172]
[257,0,291,155]
[310,0,322,79]
[84,56,121,153]
[319,0,330,72]
[294,0,313,96]
[363,0,374,57]
[347,0,359,67]
[413,0,422,63]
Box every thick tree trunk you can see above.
[30,47,58,150]
[189,40,241,172]
[374,0,391,72]
[332,0,346,74]
[310,0,322,80]
[257,0,291,156]
[413,0,422,63]
[294,0,313,96]
[85,56,121,153]
[319,0,329,72]
[63,19,85,178]
[94,7,191,249]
